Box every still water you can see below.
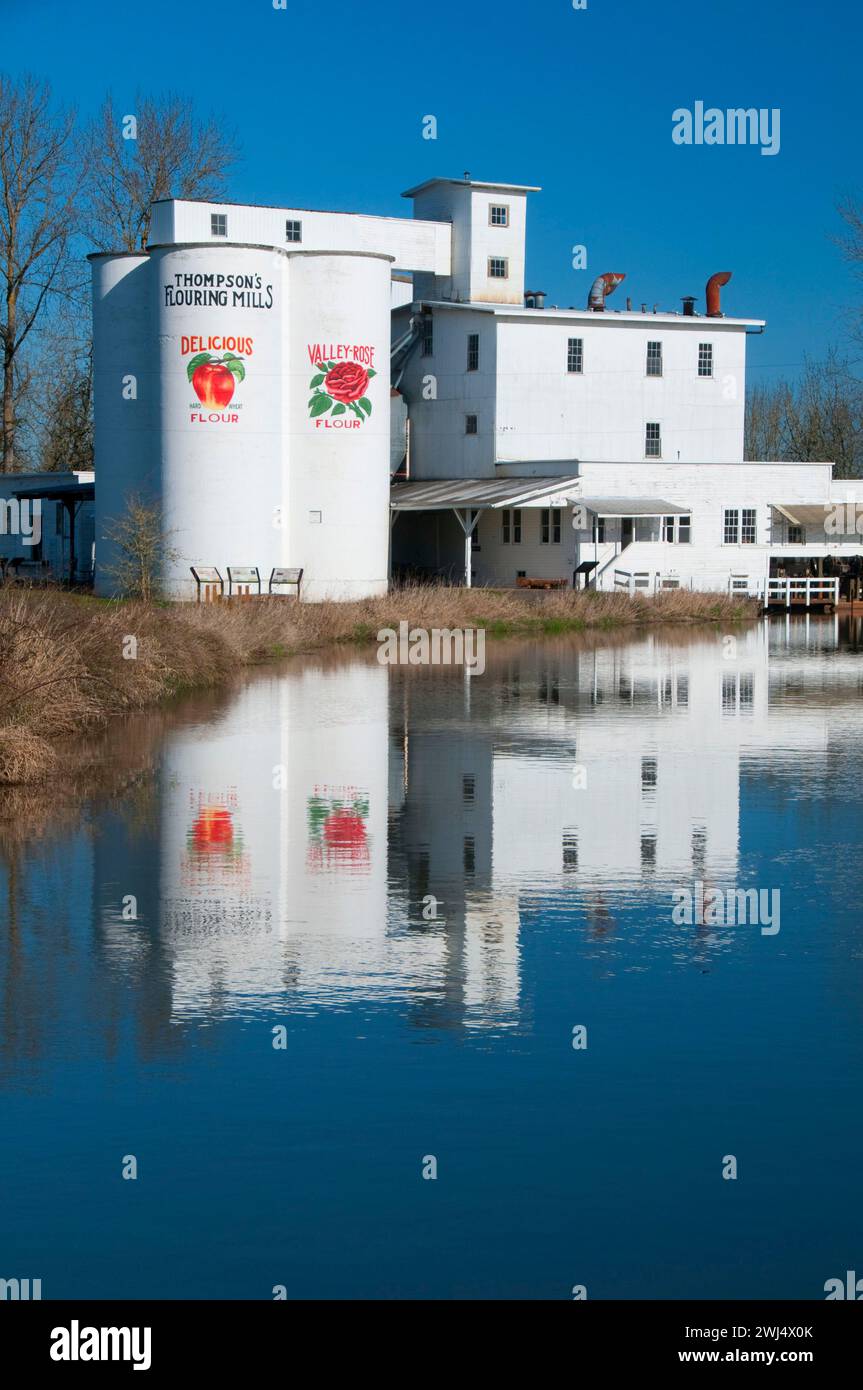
[1,617,862,1300]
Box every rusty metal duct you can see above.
[587,272,625,311]
[706,271,732,317]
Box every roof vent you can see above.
[682,296,696,317]
[524,290,546,309]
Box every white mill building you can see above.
[3,173,861,599]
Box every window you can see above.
[285,219,302,243]
[541,508,562,544]
[210,213,227,237]
[420,314,433,357]
[567,337,584,374]
[788,524,805,544]
[470,511,480,549]
[488,257,508,279]
[663,515,675,542]
[698,342,713,377]
[723,509,739,544]
[646,341,663,377]
[489,204,509,226]
[645,422,661,457]
[678,515,691,543]
[595,516,606,543]
[502,508,522,543]
[467,333,479,371]
[465,414,478,435]
[741,508,757,544]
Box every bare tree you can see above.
[745,354,863,477]
[85,93,238,252]
[0,75,80,472]
[100,495,179,601]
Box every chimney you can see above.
[682,296,696,317]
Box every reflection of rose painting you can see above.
[307,787,370,870]
[308,360,375,423]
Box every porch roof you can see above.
[771,503,831,528]
[389,476,580,511]
[578,497,690,517]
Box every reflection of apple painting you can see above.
[191,806,234,850]
[187,351,245,407]
[307,788,370,870]
[184,796,249,883]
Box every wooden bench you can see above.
[516,576,569,590]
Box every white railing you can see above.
[613,569,654,595]
[764,577,839,607]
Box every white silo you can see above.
[286,251,393,600]
[90,253,153,595]
[151,244,288,598]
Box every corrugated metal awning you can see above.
[390,476,580,511]
[771,503,831,527]
[578,497,690,516]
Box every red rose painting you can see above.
[308,356,376,423]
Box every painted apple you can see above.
[192,807,234,849]
[186,352,245,407]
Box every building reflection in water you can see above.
[2,616,861,1058]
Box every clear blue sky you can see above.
[5,0,860,382]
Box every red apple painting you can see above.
[187,351,245,407]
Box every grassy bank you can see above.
[0,584,758,785]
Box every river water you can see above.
[1,616,862,1299]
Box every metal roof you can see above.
[12,480,95,502]
[578,497,690,516]
[390,477,580,511]
[772,503,833,527]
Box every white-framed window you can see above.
[541,508,562,544]
[595,516,606,543]
[502,508,522,543]
[741,508,757,544]
[285,219,302,243]
[211,213,227,237]
[489,204,509,226]
[465,414,478,435]
[470,510,480,550]
[788,524,805,544]
[663,515,675,542]
[678,514,691,543]
[724,508,757,544]
[420,314,433,357]
[645,422,661,457]
[567,337,584,373]
[488,257,508,279]
[698,342,713,377]
[646,341,663,377]
[467,333,479,371]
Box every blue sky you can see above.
[5,0,860,381]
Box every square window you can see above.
[467,333,479,371]
[646,341,663,377]
[285,219,302,243]
[645,422,661,457]
[489,204,509,226]
[567,337,583,373]
[210,213,227,237]
[698,342,713,377]
[788,524,805,544]
[488,257,508,279]
[465,414,478,435]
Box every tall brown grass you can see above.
[0,584,757,785]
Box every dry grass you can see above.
[0,583,757,785]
